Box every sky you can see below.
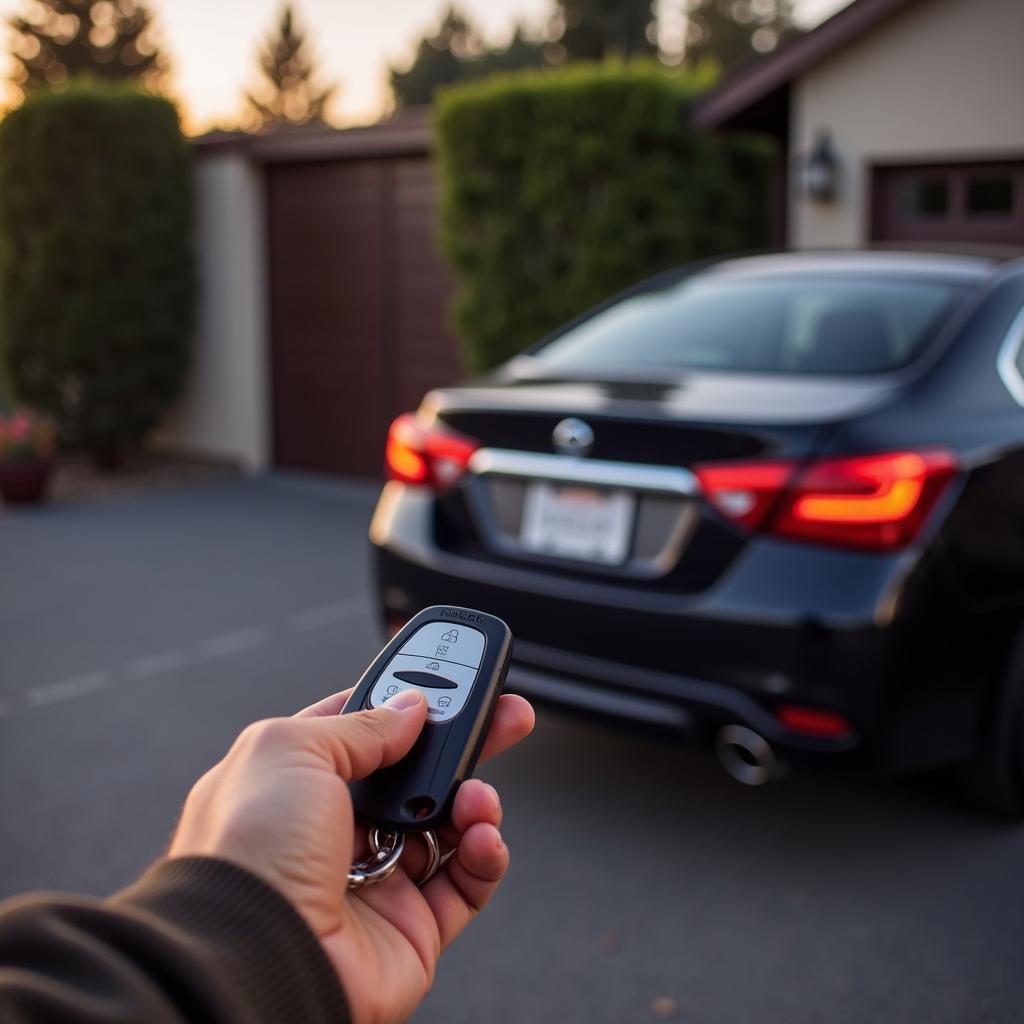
[0,0,851,134]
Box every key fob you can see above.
[341,605,513,833]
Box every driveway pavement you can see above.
[2,476,1024,1023]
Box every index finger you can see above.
[294,689,535,764]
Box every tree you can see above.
[551,0,657,62]
[0,81,195,464]
[245,4,336,129]
[486,24,549,75]
[390,6,546,110]
[683,0,800,73]
[7,0,167,97]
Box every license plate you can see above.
[519,483,634,565]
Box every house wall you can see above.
[791,0,1024,248]
[154,151,270,472]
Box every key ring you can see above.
[347,827,454,890]
[371,828,441,887]
[347,830,405,890]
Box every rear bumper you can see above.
[505,639,857,756]
[371,483,980,772]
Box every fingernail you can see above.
[484,782,501,811]
[388,689,423,711]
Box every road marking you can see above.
[25,671,111,707]
[126,648,192,681]
[198,626,269,660]
[287,597,369,633]
[14,594,371,718]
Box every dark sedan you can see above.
[370,251,1024,814]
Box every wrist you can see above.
[116,857,350,1023]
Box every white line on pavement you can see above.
[14,593,371,718]
[287,597,370,633]
[25,671,112,707]
[125,648,192,681]
[198,626,270,660]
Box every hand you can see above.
[168,687,535,1024]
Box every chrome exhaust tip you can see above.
[715,725,780,786]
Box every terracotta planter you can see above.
[0,459,54,505]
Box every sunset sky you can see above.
[0,0,850,133]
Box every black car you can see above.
[370,250,1024,813]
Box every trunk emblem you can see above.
[552,418,594,457]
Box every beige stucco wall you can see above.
[154,151,270,472]
[791,0,1024,248]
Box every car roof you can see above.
[699,248,1021,285]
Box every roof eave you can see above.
[693,0,918,131]
[190,106,433,162]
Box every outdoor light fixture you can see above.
[802,129,839,203]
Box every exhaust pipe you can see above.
[715,725,782,786]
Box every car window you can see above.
[533,274,967,375]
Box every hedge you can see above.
[0,80,195,461]
[435,62,775,371]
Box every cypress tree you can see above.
[245,4,336,129]
[8,0,167,96]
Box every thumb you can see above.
[303,689,428,782]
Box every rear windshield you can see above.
[532,274,968,375]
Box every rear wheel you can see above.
[960,625,1024,817]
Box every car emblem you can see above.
[552,417,594,458]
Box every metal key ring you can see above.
[347,830,405,890]
[369,827,442,887]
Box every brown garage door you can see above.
[267,155,463,477]
[871,160,1024,247]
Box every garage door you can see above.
[266,156,463,477]
[871,160,1024,247]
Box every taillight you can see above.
[384,413,480,490]
[689,460,797,530]
[695,449,957,552]
[775,704,854,739]
[773,450,957,550]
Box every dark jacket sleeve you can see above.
[0,857,350,1024]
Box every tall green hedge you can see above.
[435,63,775,371]
[0,80,195,460]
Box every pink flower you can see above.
[10,413,30,441]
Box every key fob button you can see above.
[397,622,485,669]
[369,654,478,722]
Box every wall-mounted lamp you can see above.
[801,129,839,204]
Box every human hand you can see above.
[168,687,535,1024]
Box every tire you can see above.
[959,625,1024,817]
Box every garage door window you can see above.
[967,175,1015,216]
[903,178,948,219]
[873,161,1024,245]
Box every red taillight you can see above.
[692,460,797,530]
[384,413,480,490]
[695,449,957,552]
[773,449,957,550]
[775,704,853,739]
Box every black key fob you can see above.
[341,605,512,832]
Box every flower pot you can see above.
[0,459,54,505]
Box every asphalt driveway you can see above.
[2,476,1023,1023]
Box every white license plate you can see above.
[519,483,635,565]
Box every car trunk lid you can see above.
[427,369,901,591]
